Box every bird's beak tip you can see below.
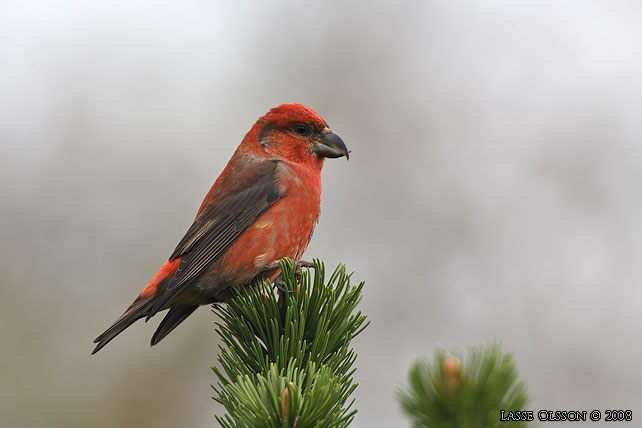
[314,132,349,160]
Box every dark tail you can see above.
[150,306,198,346]
[92,298,154,354]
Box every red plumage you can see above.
[92,103,348,354]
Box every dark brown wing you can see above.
[147,159,283,316]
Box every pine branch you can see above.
[212,258,369,427]
[398,344,532,428]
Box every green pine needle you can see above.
[398,344,532,428]
[211,258,368,427]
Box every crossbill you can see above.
[92,103,348,354]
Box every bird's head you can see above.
[243,103,349,166]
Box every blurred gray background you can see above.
[2,1,641,427]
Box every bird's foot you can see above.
[273,275,290,294]
[266,259,315,294]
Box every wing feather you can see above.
[147,159,283,315]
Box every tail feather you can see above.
[92,298,153,355]
[150,306,198,346]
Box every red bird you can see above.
[92,103,348,354]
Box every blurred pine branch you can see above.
[398,344,532,428]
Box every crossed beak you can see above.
[313,131,349,160]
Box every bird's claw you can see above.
[273,275,291,294]
[268,259,314,294]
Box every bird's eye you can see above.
[293,123,311,137]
